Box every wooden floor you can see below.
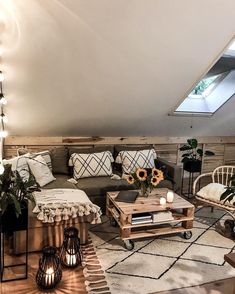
[0,252,86,294]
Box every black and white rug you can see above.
[89,207,235,294]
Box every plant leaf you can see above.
[187,138,198,149]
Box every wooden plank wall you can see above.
[4,136,235,173]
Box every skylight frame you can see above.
[170,36,235,117]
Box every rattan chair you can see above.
[193,165,235,220]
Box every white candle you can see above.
[45,267,54,286]
[160,197,166,205]
[167,191,174,203]
[66,252,77,266]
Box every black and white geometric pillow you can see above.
[115,149,157,174]
[3,154,30,182]
[69,151,114,179]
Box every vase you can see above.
[139,187,151,197]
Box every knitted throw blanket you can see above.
[32,189,102,224]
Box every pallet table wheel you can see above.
[124,240,134,250]
[110,217,118,227]
[183,231,192,240]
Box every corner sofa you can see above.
[14,144,182,252]
[44,144,182,212]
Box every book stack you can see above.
[132,213,152,225]
[151,211,174,223]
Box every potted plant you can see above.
[179,138,214,173]
[0,164,37,232]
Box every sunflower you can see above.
[151,176,160,187]
[126,175,135,185]
[152,168,164,180]
[136,168,147,181]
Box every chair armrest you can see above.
[155,158,182,193]
[193,172,213,195]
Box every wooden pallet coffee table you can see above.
[106,188,195,250]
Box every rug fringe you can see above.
[82,235,110,293]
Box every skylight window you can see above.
[173,37,235,116]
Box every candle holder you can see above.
[36,246,62,290]
[60,227,83,268]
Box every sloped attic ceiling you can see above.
[0,0,235,137]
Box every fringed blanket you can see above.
[32,189,102,224]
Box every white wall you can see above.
[0,0,235,136]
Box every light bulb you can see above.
[0,164,4,175]
[0,130,8,138]
[0,96,7,105]
[0,71,4,82]
[0,114,8,123]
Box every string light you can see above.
[0,67,7,174]
[0,71,4,82]
[0,93,7,105]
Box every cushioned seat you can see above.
[75,176,133,196]
[43,174,77,189]
[75,177,173,212]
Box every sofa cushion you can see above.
[27,155,56,187]
[42,174,77,189]
[75,176,135,196]
[116,149,157,174]
[94,145,114,154]
[50,146,69,175]
[114,145,154,172]
[68,146,94,157]
[114,144,154,158]
[3,154,30,182]
[69,151,114,179]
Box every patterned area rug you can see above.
[89,207,235,294]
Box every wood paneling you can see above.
[5,136,235,146]
[154,144,178,163]
[3,137,235,173]
[202,144,225,173]
[224,144,235,165]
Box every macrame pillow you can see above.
[69,151,114,179]
[27,155,56,187]
[3,154,31,182]
[115,149,157,174]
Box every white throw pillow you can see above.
[197,183,234,207]
[115,149,157,174]
[27,155,56,187]
[31,150,52,171]
[3,154,31,182]
[69,151,114,179]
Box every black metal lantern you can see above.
[36,246,62,289]
[60,227,82,268]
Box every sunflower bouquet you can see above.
[126,168,164,197]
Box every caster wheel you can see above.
[124,240,134,250]
[110,218,118,227]
[183,231,192,240]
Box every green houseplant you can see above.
[0,164,37,232]
[220,174,235,205]
[179,138,214,172]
